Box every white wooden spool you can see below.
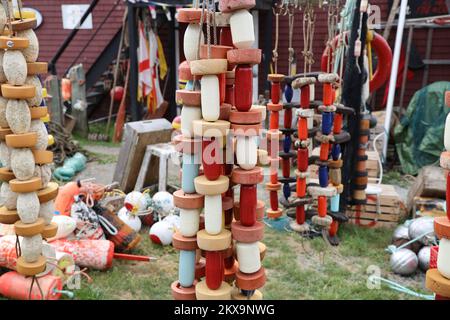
[229,9,255,49]
[181,105,202,137]
[179,208,200,237]
[236,241,261,274]
[444,113,450,151]
[437,237,450,279]
[201,75,220,122]
[184,23,204,62]
[204,194,223,235]
[236,136,257,170]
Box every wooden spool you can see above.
[9,177,42,193]
[37,182,59,203]
[27,62,48,75]
[171,280,197,300]
[0,36,29,49]
[32,150,54,165]
[10,18,37,31]
[16,256,46,276]
[195,280,232,300]
[0,127,13,141]
[0,168,15,182]
[30,106,48,119]
[0,206,20,224]
[14,218,45,237]
[42,222,58,239]
[426,268,450,298]
[1,84,36,99]
[5,132,37,148]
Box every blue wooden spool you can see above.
[331,144,341,160]
[283,135,292,153]
[179,250,196,288]
[283,182,291,199]
[322,112,333,135]
[285,84,293,103]
[319,165,328,187]
[182,153,199,194]
[331,194,340,213]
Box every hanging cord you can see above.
[287,2,295,76]
[196,0,206,61]
[272,1,285,74]
[211,0,217,45]
[2,0,13,36]
[206,0,212,58]
[302,2,315,75]
[29,276,45,300]
[369,276,434,300]
[17,0,23,20]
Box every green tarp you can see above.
[394,81,450,175]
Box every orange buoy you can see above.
[0,271,62,300]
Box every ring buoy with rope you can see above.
[321,31,392,93]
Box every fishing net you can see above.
[394,81,450,175]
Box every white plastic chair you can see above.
[365,132,385,217]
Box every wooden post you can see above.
[45,75,64,126]
[68,64,89,138]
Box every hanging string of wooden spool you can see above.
[0,0,59,298]
[278,0,297,203]
[265,0,285,221]
[287,0,316,234]
[302,2,315,75]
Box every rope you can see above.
[369,276,434,300]
[29,276,45,300]
[196,0,206,61]
[385,230,436,254]
[302,3,315,74]
[288,4,296,76]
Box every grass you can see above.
[72,224,430,300]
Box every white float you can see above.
[437,237,450,279]
[204,194,222,235]
[201,75,220,122]
[181,105,202,137]
[229,9,255,49]
[179,208,200,237]
[184,23,204,62]
[236,136,257,170]
[236,241,261,274]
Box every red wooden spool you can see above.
[333,113,343,134]
[284,108,292,129]
[270,191,278,211]
[269,111,279,130]
[219,73,226,105]
[225,85,235,106]
[271,82,280,104]
[300,86,310,108]
[239,184,257,227]
[202,138,222,181]
[298,117,308,141]
[318,196,327,217]
[320,143,330,161]
[205,251,224,290]
[297,148,308,171]
[323,83,333,105]
[296,177,306,197]
[282,158,290,178]
[220,27,233,47]
[234,65,253,112]
[296,205,305,225]
[329,220,339,237]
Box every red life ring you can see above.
[321,31,392,93]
